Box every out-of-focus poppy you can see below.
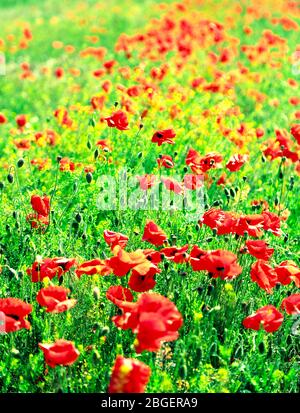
[16,114,27,128]
[39,339,80,368]
[108,355,151,393]
[243,305,283,333]
[36,286,77,313]
[0,298,32,332]
[290,124,300,144]
[0,113,7,124]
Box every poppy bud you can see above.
[82,233,87,240]
[195,223,200,231]
[278,170,283,180]
[72,221,79,231]
[212,228,217,236]
[86,172,93,183]
[57,155,62,162]
[212,200,220,206]
[17,158,24,168]
[94,149,99,159]
[13,211,18,219]
[289,176,294,190]
[179,271,187,277]
[174,151,178,157]
[207,284,214,295]
[164,261,169,270]
[114,102,118,107]
[261,155,266,163]
[258,342,265,353]
[139,124,143,129]
[197,286,204,294]
[183,166,188,173]
[75,213,82,223]
[0,182,4,190]
[58,276,64,285]
[137,151,143,158]
[89,118,96,127]
[87,140,92,150]
[178,363,187,379]
[224,188,230,198]
[206,237,213,242]
[230,188,236,198]
[274,196,279,206]
[284,233,288,242]
[101,326,110,336]
[242,176,247,181]
[7,174,14,184]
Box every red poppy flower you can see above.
[55,67,64,78]
[185,148,202,173]
[142,220,167,246]
[108,355,151,393]
[250,260,278,294]
[243,240,274,261]
[200,208,237,235]
[0,113,7,124]
[108,246,147,277]
[281,294,300,315]
[183,174,204,190]
[234,214,264,237]
[31,195,50,217]
[143,249,163,265]
[75,259,111,278]
[39,339,80,368]
[151,129,176,146]
[0,298,32,332]
[111,292,183,353]
[161,177,183,194]
[199,152,223,172]
[105,110,129,130]
[59,157,75,172]
[262,211,282,237]
[16,114,27,128]
[104,230,129,250]
[190,249,242,280]
[274,260,300,287]
[27,257,76,282]
[160,245,189,263]
[137,174,156,190]
[157,155,174,168]
[96,139,111,152]
[106,285,134,307]
[36,286,77,313]
[290,124,300,144]
[128,260,161,292]
[226,154,248,172]
[243,305,283,333]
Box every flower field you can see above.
[0,0,299,394]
